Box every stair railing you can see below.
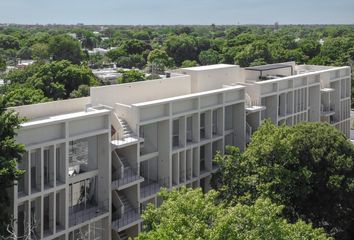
[112,151,124,180]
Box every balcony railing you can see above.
[321,105,334,113]
[186,168,192,180]
[179,170,185,183]
[140,177,169,199]
[69,200,109,227]
[112,207,140,231]
[112,167,141,188]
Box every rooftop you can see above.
[245,63,293,72]
[181,64,236,71]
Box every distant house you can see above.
[17,59,35,68]
[88,48,109,56]
[92,68,122,84]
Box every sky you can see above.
[0,0,353,25]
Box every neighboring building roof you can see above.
[245,63,293,72]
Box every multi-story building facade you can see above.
[10,62,351,239]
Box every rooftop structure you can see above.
[10,62,351,239]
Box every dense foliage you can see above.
[0,24,353,106]
[211,121,354,239]
[1,60,98,106]
[0,96,25,236]
[137,187,330,240]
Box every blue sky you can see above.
[0,0,353,25]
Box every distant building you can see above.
[87,48,109,56]
[10,62,351,239]
[17,59,35,68]
[92,68,121,84]
[67,33,77,39]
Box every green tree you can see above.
[28,60,97,99]
[0,34,20,50]
[137,188,330,240]
[117,69,145,83]
[69,84,90,98]
[147,49,173,67]
[0,56,6,72]
[164,34,198,66]
[0,96,25,236]
[234,40,272,67]
[48,34,83,64]
[199,49,220,65]
[31,43,50,61]
[212,121,354,239]
[16,47,32,59]
[119,39,151,55]
[115,54,146,69]
[181,60,198,68]
[299,39,321,59]
[4,60,97,101]
[5,84,49,106]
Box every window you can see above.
[200,146,205,172]
[68,137,98,177]
[172,119,179,147]
[186,116,193,143]
[200,113,206,139]
[212,110,217,135]
[69,177,98,214]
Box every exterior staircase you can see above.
[112,153,141,189]
[119,193,134,215]
[112,193,140,231]
[118,231,129,240]
[111,114,140,148]
[118,118,136,139]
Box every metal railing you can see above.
[140,177,169,199]
[245,93,261,107]
[186,168,192,180]
[69,199,109,227]
[212,163,219,172]
[112,167,141,188]
[330,116,339,124]
[179,170,185,182]
[321,104,334,113]
[246,122,252,142]
[113,207,140,230]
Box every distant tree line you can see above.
[0,24,353,106]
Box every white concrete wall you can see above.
[179,64,244,93]
[90,75,192,107]
[10,97,90,120]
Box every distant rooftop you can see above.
[245,63,293,72]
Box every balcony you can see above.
[69,200,109,227]
[211,163,219,173]
[112,207,140,232]
[112,167,143,190]
[179,170,185,183]
[321,105,335,117]
[140,177,169,200]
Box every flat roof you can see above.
[21,108,110,128]
[245,63,293,72]
[133,84,245,107]
[181,64,236,71]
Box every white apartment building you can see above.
[10,62,351,240]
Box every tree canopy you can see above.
[137,187,330,240]
[48,34,83,64]
[2,60,98,106]
[0,96,25,236]
[117,69,146,83]
[211,121,354,239]
[1,24,353,106]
